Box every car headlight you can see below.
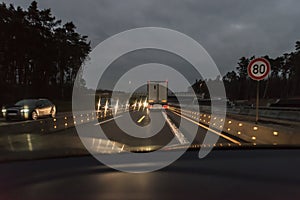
[1,109,6,113]
[21,108,30,113]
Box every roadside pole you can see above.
[247,58,271,124]
[256,81,260,123]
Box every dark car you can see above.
[2,99,56,121]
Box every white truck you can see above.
[147,81,168,105]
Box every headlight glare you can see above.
[21,108,30,113]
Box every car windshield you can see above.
[15,99,37,107]
[0,0,299,169]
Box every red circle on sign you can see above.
[247,58,271,81]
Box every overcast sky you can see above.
[3,0,300,81]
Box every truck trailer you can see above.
[147,81,168,105]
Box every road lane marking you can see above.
[162,111,189,145]
[170,110,241,145]
[137,115,146,123]
[94,115,123,126]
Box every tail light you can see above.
[163,105,169,109]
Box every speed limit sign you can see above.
[247,58,271,81]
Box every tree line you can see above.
[192,41,300,101]
[0,1,91,104]
[1,1,299,105]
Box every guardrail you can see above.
[228,107,300,122]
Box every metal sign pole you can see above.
[256,80,260,123]
[247,58,271,124]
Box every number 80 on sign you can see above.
[247,58,271,81]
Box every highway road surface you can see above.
[0,108,245,162]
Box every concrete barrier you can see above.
[169,102,300,122]
[0,108,128,135]
[169,106,300,145]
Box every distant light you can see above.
[54,125,57,129]
[227,128,231,131]
[53,118,56,122]
[143,99,148,108]
[251,136,256,140]
[220,119,224,122]
[228,121,232,124]
[237,131,241,135]
[64,123,68,126]
[273,131,279,136]
[253,126,258,131]
[64,117,67,120]
[238,123,243,127]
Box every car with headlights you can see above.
[2,99,56,121]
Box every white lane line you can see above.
[171,110,241,145]
[162,111,189,145]
[94,115,123,126]
[137,115,145,123]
